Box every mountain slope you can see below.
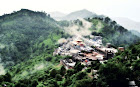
[64,9,96,20]
[0,9,140,87]
[0,9,68,69]
[113,17,140,32]
[88,17,140,47]
[55,9,97,21]
[130,30,140,37]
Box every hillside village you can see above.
[0,9,139,87]
[54,35,121,69]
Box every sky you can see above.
[0,0,140,22]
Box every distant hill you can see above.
[63,9,96,20]
[112,17,140,32]
[51,9,97,21]
[48,11,67,21]
[130,30,140,37]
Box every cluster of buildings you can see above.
[54,36,123,69]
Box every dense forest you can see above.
[0,9,140,87]
[0,42,140,87]
[88,17,140,47]
[0,9,69,66]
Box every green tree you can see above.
[132,60,140,86]
[60,66,66,76]
[74,79,92,87]
[3,73,11,82]
[98,62,129,87]
[74,61,84,73]
[91,60,101,70]
[50,69,57,78]
[55,74,62,81]
[46,79,58,87]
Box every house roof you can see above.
[70,49,79,54]
[83,51,104,60]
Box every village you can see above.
[53,35,124,70]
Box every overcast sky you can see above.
[0,0,140,22]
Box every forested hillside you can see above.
[88,17,140,47]
[0,9,140,87]
[0,9,69,69]
[0,41,140,86]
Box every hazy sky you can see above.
[0,0,140,22]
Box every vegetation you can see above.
[0,9,140,87]
[0,9,69,85]
[0,9,69,66]
[88,17,140,47]
[0,42,139,86]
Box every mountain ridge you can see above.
[50,9,97,21]
[112,17,140,32]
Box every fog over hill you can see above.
[48,11,66,18]
[50,9,97,21]
[0,9,140,87]
[130,30,140,37]
[63,9,97,20]
[49,9,140,35]
[113,17,140,32]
